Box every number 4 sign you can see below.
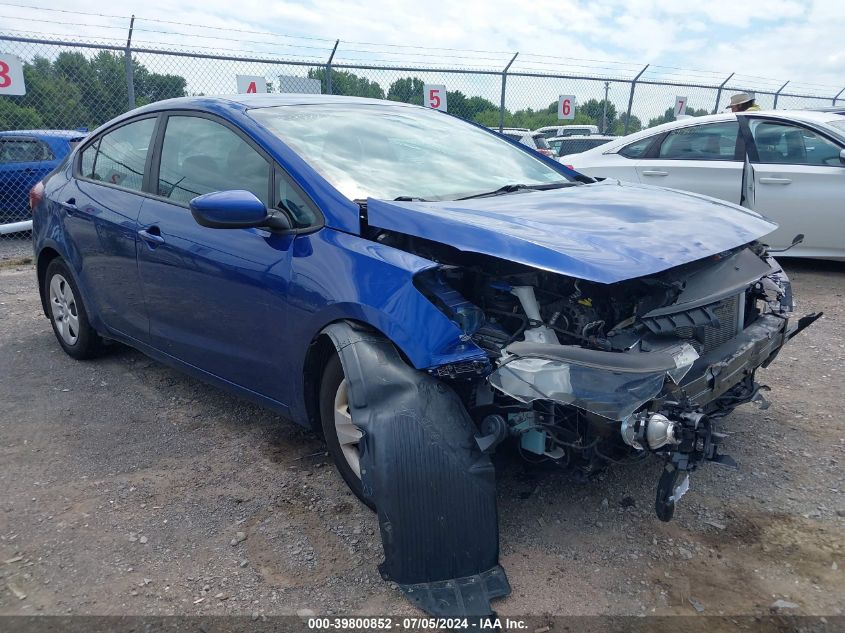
[236,75,268,94]
[674,96,688,118]
[424,84,447,112]
[558,95,576,120]
[0,54,26,96]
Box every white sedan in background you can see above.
[561,110,845,260]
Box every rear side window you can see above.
[157,116,270,206]
[618,136,654,158]
[559,139,610,155]
[0,138,54,163]
[657,121,739,161]
[79,118,156,191]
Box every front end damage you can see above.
[326,229,819,617]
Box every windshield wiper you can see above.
[393,196,431,202]
[455,182,574,201]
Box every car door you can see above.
[742,117,845,255]
[0,135,55,223]
[60,116,158,341]
[136,112,301,405]
[634,120,743,203]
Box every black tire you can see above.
[43,258,104,360]
[319,353,375,511]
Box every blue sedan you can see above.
[1,129,85,226]
[31,95,816,617]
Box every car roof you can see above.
[0,129,87,139]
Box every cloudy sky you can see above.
[1,0,843,112]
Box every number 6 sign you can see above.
[558,95,576,120]
[0,54,26,96]
[423,84,447,112]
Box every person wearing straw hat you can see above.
[729,92,761,112]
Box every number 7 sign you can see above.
[423,84,447,112]
[0,54,26,96]
[674,96,688,118]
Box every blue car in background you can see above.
[0,129,85,226]
[30,95,817,617]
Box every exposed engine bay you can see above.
[321,201,822,618]
[376,229,821,521]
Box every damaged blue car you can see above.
[31,95,819,617]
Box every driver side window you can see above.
[157,115,270,206]
[751,120,842,166]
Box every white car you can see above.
[534,124,600,139]
[497,128,555,157]
[561,111,845,260]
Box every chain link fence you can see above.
[2,32,843,250]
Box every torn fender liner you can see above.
[323,322,510,616]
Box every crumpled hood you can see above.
[366,180,777,283]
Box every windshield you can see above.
[250,104,570,200]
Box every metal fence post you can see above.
[124,15,135,110]
[498,52,518,133]
[773,81,789,109]
[624,65,648,135]
[325,39,339,95]
[833,87,845,106]
[713,73,734,114]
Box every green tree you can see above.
[307,68,384,98]
[0,98,43,129]
[614,112,642,135]
[1,52,187,131]
[579,98,617,133]
[386,76,424,105]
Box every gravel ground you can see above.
[0,258,843,618]
[0,234,33,264]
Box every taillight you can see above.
[29,181,44,213]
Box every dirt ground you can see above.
[0,257,843,618]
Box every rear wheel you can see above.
[44,259,104,360]
[319,353,374,510]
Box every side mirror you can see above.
[189,190,291,231]
[840,149,845,165]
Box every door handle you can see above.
[759,177,792,185]
[138,226,165,247]
[641,170,669,176]
[62,198,78,215]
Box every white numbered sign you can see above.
[674,96,688,118]
[236,75,268,94]
[558,95,576,120]
[424,84,447,112]
[0,54,26,96]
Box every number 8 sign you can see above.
[423,84,447,112]
[0,54,26,96]
[558,95,576,120]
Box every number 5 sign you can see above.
[558,95,576,120]
[0,54,26,96]
[674,96,688,118]
[424,84,447,112]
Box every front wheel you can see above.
[44,259,104,360]
[319,353,375,511]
